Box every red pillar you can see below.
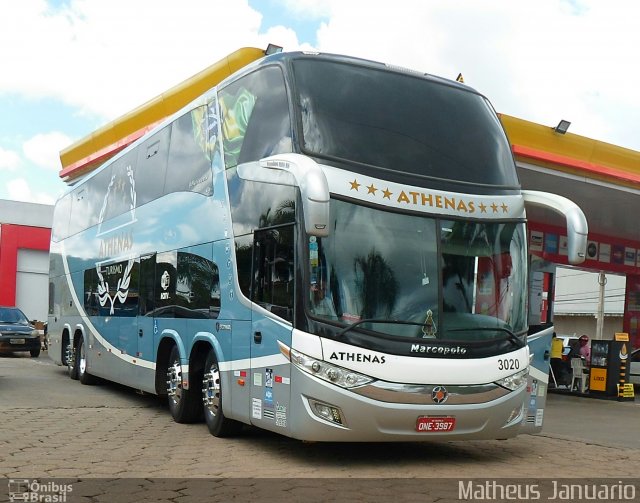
[0,224,51,306]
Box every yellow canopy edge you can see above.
[59,47,265,181]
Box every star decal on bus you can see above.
[367,184,378,195]
[382,188,393,199]
[491,203,499,213]
[501,203,509,213]
[349,179,361,191]
[479,203,487,213]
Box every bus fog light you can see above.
[308,398,345,426]
[506,404,523,425]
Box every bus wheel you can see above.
[166,345,201,423]
[77,337,96,385]
[67,341,78,380]
[202,349,242,437]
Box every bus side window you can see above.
[84,267,100,316]
[165,107,213,196]
[155,251,178,318]
[100,151,137,225]
[176,247,220,319]
[252,226,295,322]
[52,193,71,242]
[219,66,292,169]
[139,254,156,316]
[135,127,170,206]
[235,234,253,301]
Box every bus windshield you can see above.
[293,58,518,191]
[307,199,527,341]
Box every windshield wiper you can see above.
[445,326,525,348]
[337,319,431,338]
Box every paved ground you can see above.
[1,352,639,502]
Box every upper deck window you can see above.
[293,59,518,190]
[219,66,292,168]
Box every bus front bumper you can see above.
[288,367,528,442]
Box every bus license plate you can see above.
[416,416,456,432]
[10,338,25,345]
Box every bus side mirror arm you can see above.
[521,190,588,265]
[258,154,330,237]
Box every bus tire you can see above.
[77,337,96,385]
[202,348,242,437]
[67,340,78,380]
[167,345,201,423]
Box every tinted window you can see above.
[176,247,220,318]
[139,254,156,316]
[219,66,292,168]
[150,248,219,319]
[84,164,113,229]
[96,150,138,227]
[84,259,139,317]
[136,126,170,205]
[252,226,295,322]
[293,59,518,190]
[52,194,71,241]
[68,187,91,237]
[235,234,253,300]
[227,170,296,237]
[165,107,213,196]
[155,251,178,317]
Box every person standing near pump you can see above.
[578,335,591,366]
[550,332,568,386]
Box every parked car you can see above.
[0,306,41,357]
[630,348,640,390]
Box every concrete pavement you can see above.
[1,352,639,501]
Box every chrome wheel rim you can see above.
[79,342,87,375]
[167,360,183,403]
[202,365,221,418]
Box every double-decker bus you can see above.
[48,48,587,441]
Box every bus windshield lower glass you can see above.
[307,200,527,341]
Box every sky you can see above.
[1,0,639,205]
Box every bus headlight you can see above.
[495,368,529,391]
[290,348,374,389]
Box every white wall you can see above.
[15,249,49,321]
[554,267,626,316]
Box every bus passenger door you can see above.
[137,253,157,387]
[250,227,294,433]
